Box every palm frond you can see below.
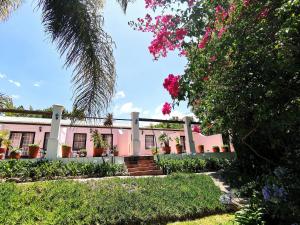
[38,0,115,117]
[116,0,133,13]
[0,0,22,21]
[103,113,113,126]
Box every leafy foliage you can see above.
[0,160,123,181]
[0,173,227,224]
[157,157,232,174]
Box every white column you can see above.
[183,116,196,154]
[46,104,64,159]
[131,112,141,156]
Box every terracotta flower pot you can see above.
[10,152,21,159]
[176,144,183,154]
[28,146,40,158]
[212,146,220,153]
[93,147,105,157]
[0,147,6,154]
[221,146,230,153]
[197,145,204,153]
[163,146,171,154]
[0,154,5,160]
[62,146,72,158]
[113,151,119,156]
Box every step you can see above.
[129,170,164,176]
[124,156,154,162]
[126,162,157,168]
[125,159,155,164]
[127,166,159,173]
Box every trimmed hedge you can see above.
[156,157,232,174]
[0,173,228,225]
[0,160,124,181]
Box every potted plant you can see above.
[221,145,230,152]
[197,145,204,153]
[212,146,220,153]
[91,130,108,157]
[175,137,183,154]
[9,148,22,159]
[28,144,40,158]
[112,145,119,156]
[151,147,159,156]
[62,144,72,158]
[158,133,172,154]
[79,149,87,157]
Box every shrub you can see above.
[0,160,124,181]
[157,157,232,174]
[0,173,228,225]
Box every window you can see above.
[101,134,113,148]
[43,132,50,150]
[72,133,87,152]
[145,135,155,149]
[10,132,35,156]
[180,136,186,152]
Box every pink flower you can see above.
[162,102,172,115]
[192,125,201,133]
[210,55,217,62]
[243,0,250,7]
[218,27,226,39]
[163,74,181,98]
[202,76,209,81]
[259,8,269,19]
[198,27,212,49]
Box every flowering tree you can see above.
[133,1,300,222]
[132,0,300,169]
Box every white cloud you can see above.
[0,73,6,79]
[113,91,126,100]
[142,110,150,116]
[11,95,20,99]
[33,81,42,87]
[8,79,21,87]
[119,102,142,114]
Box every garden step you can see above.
[125,162,157,168]
[127,166,159,173]
[128,170,164,176]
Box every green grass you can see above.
[0,173,228,225]
[168,214,235,225]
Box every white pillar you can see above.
[131,112,140,156]
[46,104,64,159]
[183,116,196,154]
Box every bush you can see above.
[0,160,124,181]
[0,173,228,225]
[157,157,232,174]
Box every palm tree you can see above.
[0,93,12,109]
[0,0,132,116]
[103,113,113,152]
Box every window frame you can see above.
[101,134,113,148]
[43,132,50,150]
[180,136,186,152]
[9,131,35,149]
[72,133,87,152]
[145,135,155,149]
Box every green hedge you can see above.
[0,160,124,181]
[0,173,228,225]
[156,157,232,174]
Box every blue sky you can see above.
[0,1,192,119]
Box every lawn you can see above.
[0,173,228,225]
[168,214,235,225]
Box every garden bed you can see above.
[0,173,230,225]
[0,160,124,182]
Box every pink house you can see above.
[0,115,225,158]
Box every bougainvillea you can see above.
[192,125,201,133]
[163,74,180,99]
[162,102,172,115]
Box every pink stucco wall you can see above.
[0,122,225,156]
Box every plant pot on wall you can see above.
[28,145,40,158]
[212,146,220,153]
[10,151,21,159]
[221,145,230,153]
[197,145,204,153]
[176,144,183,154]
[93,148,105,157]
[0,147,6,155]
[163,146,171,154]
[0,153,5,160]
[62,145,72,158]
